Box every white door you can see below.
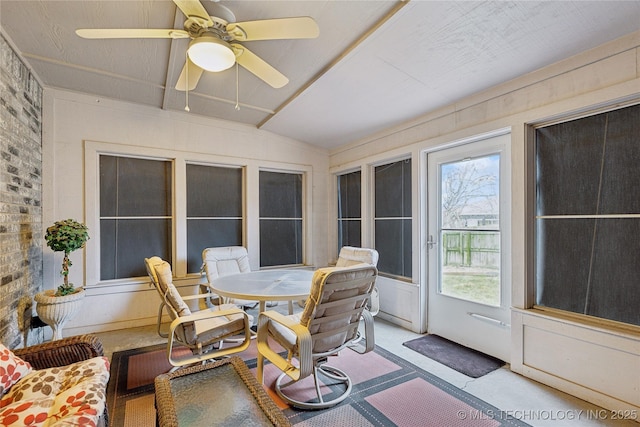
[426,133,511,361]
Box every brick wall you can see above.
[0,34,43,347]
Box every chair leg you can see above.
[275,363,353,410]
[257,353,265,384]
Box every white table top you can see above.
[208,269,315,303]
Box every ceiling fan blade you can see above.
[175,58,204,91]
[75,29,189,39]
[231,43,288,88]
[227,17,319,42]
[173,0,213,27]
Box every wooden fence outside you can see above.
[442,231,500,268]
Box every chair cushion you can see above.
[336,247,379,267]
[154,260,191,317]
[202,247,251,281]
[0,356,109,426]
[193,307,247,345]
[0,344,32,395]
[267,314,301,354]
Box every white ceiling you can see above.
[2,1,639,150]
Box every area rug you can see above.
[402,335,505,378]
[107,342,528,427]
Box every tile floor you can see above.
[94,303,638,427]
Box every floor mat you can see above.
[402,334,505,378]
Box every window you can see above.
[186,164,243,273]
[337,170,361,250]
[259,171,303,267]
[374,159,412,278]
[440,153,501,306]
[100,155,172,280]
[535,103,640,326]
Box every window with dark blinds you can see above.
[100,155,172,280]
[259,171,303,267]
[186,164,243,273]
[337,170,361,250]
[374,159,412,278]
[535,103,640,326]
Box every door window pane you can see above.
[440,155,501,306]
[100,155,172,279]
[374,159,411,277]
[259,171,303,267]
[186,164,243,273]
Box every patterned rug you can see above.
[402,335,505,378]
[106,342,529,426]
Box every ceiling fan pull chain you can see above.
[235,62,240,111]
[184,50,190,112]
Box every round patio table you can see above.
[208,269,314,314]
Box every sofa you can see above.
[0,334,110,427]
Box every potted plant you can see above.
[35,219,89,340]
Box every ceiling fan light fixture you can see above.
[188,36,235,72]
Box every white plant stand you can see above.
[34,289,85,340]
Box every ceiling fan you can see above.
[75,0,319,91]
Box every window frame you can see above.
[336,168,362,252]
[98,153,174,281]
[372,156,413,280]
[530,102,640,327]
[85,141,313,286]
[258,168,306,268]
[185,161,245,274]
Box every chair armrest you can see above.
[352,309,375,354]
[180,293,214,302]
[13,334,104,369]
[167,307,251,366]
[174,307,246,323]
[256,310,313,381]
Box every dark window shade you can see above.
[259,219,303,267]
[101,219,171,280]
[259,171,303,267]
[186,164,243,273]
[187,219,242,273]
[186,164,242,217]
[338,220,361,249]
[337,170,361,250]
[259,171,302,218]
[375,219,412,277]
[375,160,411,217]
[337,171,361,218]
[535,103,640,326]
[100,156,171,217]
[374,159,412,277]
[100,155,172,280]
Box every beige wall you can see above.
[328,31,640,413]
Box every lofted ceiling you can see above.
[1,1,639,150]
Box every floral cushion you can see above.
[0,344,32,395]
[0,356,110,427]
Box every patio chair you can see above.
[256,264,378,409]
[336,246,380,315]
[145,256,251,367]
[201,246,259,310]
